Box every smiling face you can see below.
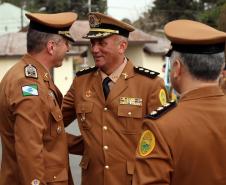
[90,35,128,74]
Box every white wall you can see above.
[142,53,165,78]
[54,56,74,95]
[0,58,17,81]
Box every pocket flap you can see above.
[118,105,142,118]
[79,155,89,169]
[127,160,135,175]
[76,102,93,113]
[45,167,68,182]
[51,108,63,122]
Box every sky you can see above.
[107,0,154,21]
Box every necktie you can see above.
[102,77,111,99]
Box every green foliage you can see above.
[135,0,226,32]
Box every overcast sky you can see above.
[107,0,154,21]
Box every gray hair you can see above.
[170,50,225,81]
[27,28,63,53]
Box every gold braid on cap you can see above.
[90,28,119,34]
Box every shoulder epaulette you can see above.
[134,66,159,79]
[145,100,177,120]
[76,66,98,76]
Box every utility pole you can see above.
[88,0,91,13]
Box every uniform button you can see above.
[103,145,108,150]
[53,176,57,179]
[103,126,108,130]
[128,112,132,116]
[105,165,109,169]
[58,115,61,119]
[104,107,108,111]
[56,126,62,134]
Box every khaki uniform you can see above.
[0,54,73,185]
[134,86,226,185]
[63,60,167,185]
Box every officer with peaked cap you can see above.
[133,20,226,185]
[0,12,83,185]
[62,12,168,185]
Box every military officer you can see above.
[0,12,80,185]
[62,12,168,185]
[133,20,226,185]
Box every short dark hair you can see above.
[27,28,62,53]
[171,51,225,81]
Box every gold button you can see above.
[53,176,56,179]
[103,145,108,150]
[58,115,61,119]
[103,126,108,130]
[128,112,132,116]
[104,107,108,111]
[105,165,109,169]
[56,126,62,134]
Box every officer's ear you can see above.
[171,59,182,79]
[46,40,55,55]
[118,40,128,54]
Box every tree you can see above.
[1,0,107,19]
[134,0,226,33]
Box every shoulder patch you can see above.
[22,84,38,96]
[145,100,176,119]
[138,130,155,157]
[24,64,38,79]
[134,66,159,79]
[76,66,98,76]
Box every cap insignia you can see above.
[89,14,101,28]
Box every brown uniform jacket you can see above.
[0,54,73,185]
[62,60,167,185]
[133,86,226,185]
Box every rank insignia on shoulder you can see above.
[76,66,98,76]
[134,66,159,79]
[22,84,38,96]
[145,100,176,119]
[24,64,38,79]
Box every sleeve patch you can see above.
[159,89,167,106]
[24,64,38,79]
[22,84,38,96]
[138,130,156,157]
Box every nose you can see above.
[91,44,100,54]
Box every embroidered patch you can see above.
[22,84,38,96]
[159,89,167,105]
[138,130,155,157]
[31,179,40,185]
[24,64,38,79]
[120,97,142,106]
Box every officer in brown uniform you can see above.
[0,12,79,185]
[62,12,168,185]
[133,20,226,185]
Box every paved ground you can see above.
[0,121,82,185]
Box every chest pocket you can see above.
[50,108,64,137]
[76,102,93,130]
[118,105,143,132]
[118,105,143,118]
